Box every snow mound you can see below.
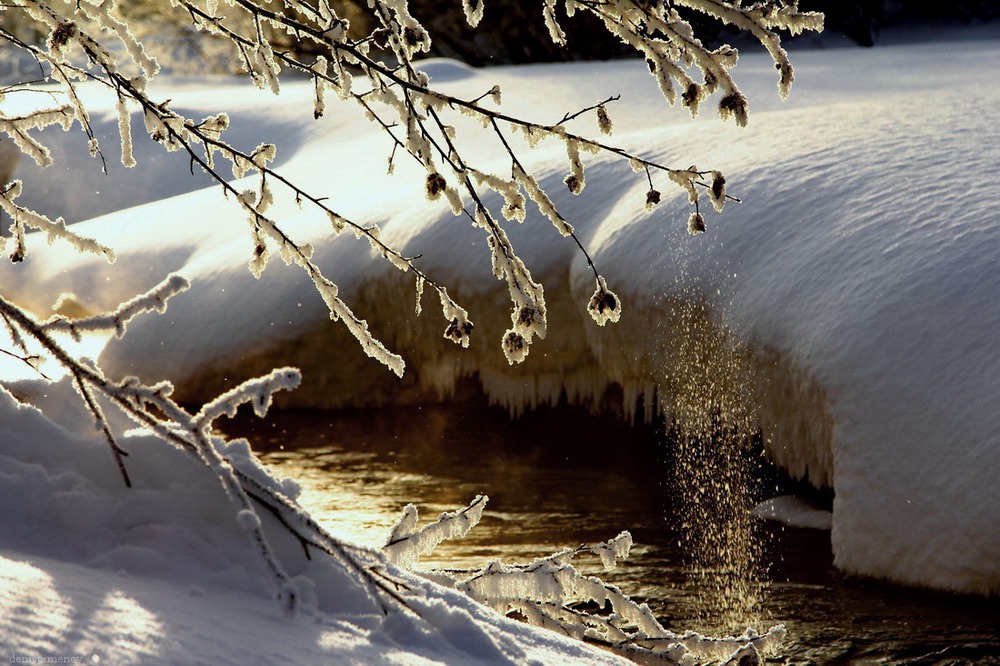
[416,58,478,82]
[753,496,832,531]
[3,32,999,598]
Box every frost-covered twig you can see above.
[40,274,188,340]
[2,0,815,364]
[0,0,819,368]
[384,494,488,569]
[0,345,47,379]
[0,0,821,644]
[0,289,416,614]
[0,180,116,263]
[383,498,785,664]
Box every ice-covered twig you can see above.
[384,496,784,664]
[384,495,489,569]
[0,290,409,615]
[0,346,47,379]
[40,274,189,340]
[1,0,816,369]
[194,367,301,425]
[0,181,116,264]
[161,0,814,362]
[0,105,74,168]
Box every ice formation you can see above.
[753,496,832,531]
[3,29,999,603]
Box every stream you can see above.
[225,398,1000,665]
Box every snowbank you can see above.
[0,385,629,664]
[3,29,999,602]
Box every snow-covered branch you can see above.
[382,497,785,664]
[40,274,188,340]
[0,288,412,614]
[0,180,116,263]
[2,0,818,367]
[0,0,822,656]
[384,494,488,569]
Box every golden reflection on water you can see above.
[227,401,1000,662]
[238,402,673,576]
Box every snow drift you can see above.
[3,29,999,602]
[0,384,631,664]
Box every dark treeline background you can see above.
[4,2,995,79]
[364,0,998,64]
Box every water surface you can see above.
[225,400,1000,665]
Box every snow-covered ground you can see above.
[2,23,999,664]
[0,383,632,665]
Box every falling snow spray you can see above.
[654,294,765,633]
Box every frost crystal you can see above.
[563,138,585,194]
[312,56,328,119]
[440,288,474,348]
[589,532,633,570]
[709,170,727,212]
[587,276,621,326]
[688,211,706,235]
[596,103,613,135]
[462,0,486,28]
[502,329,529,365]
[542,0,567,46]
[719,91,750,127]
[425,172,447,200]
[646,188,661,211]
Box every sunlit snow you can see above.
[2,24,999,664]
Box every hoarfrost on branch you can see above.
[0,0,821,661]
